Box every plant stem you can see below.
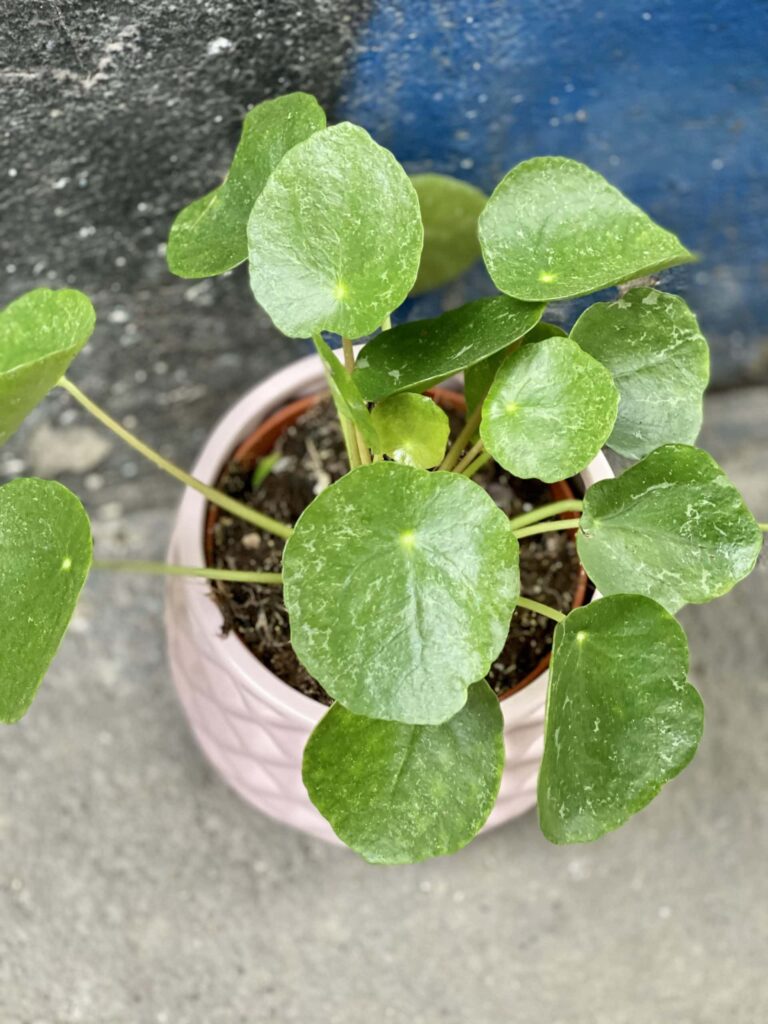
[514,518,582,540]
[461,451,492,479]
[453,438,484,474]
[59,376,293,540]
[439,402,483,471]
[93,559,283,583]
[759,523,768,532]
[342,336,371,466]
[509,499,584,531]
[516,596,565,624]
[381,315,392,332]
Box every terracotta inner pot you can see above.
[204,386,588,703]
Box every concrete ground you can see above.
[0,383,766,1024]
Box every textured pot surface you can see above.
[165,352,614,845]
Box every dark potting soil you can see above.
[207,396,585,706]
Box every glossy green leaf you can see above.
[283,462,520,725]
[479,157,694,301]
[248,123,422,338]
[303,681,504,863]
[354,296,544,403]
[370,393,450,468]
[570,288,710,459]
[539,595,703,844]
[0,478,92,723]
[480,336,619,483]
[578,445,763,612]
[0,289,95,445]
[312,334,379,451]
[464,322,566,416]
[167,93,326,278]
[410,173,486,295]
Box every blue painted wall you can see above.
[337,0,768,386]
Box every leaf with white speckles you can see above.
[479,157,694,301]
[571,288,710,459]
[0,288,95,445]
[480,336,619,482]
[303,681,504,863]
[167,93,326,278]
[283,462,520,725]
[354,296,544,403]
[578,445,763,612]
[370,393,449,468]
[410,173,486,294]
[248,123,423,338]
[539,595,703,844]
[0,478,92,723]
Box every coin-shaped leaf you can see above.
[303,681,504,863]
[248,123,423,338]
[0,288,95,445]
[283,462,520,724]
[0,478,93,723]
[167,93,326,278]
[410,173,486,295]
[578,445,763,612]
[354,295,544,403]
[479,157,694,301]
[370,393,449,468]
[480,336,619,482]
[538,595,703,844]
[312,334,379,452]
[570,288,710,459]
[464,322,566,416]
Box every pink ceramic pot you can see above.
[165,351,614,845]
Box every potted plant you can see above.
[1,93,764,864]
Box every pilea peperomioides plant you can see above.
[1,93,765,864]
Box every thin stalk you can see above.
[509,499,584,531]
[381,315,392,332]
[516,596,565,624]
[461,451,492,479]
[759,523,768,532]
[514,518,582,540]
[93,559,283,583]
[313,334,359,469]
[439,402,483,471]
[342,336,371,466]
[59,376,293,540]
[453,438,484,474]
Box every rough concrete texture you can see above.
[0,387,766,1023]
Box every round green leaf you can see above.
[570,288,710,459]
[167,93,326,278]
[354,296,544,403]
[538,595,703,844]
[303,681,504,863]
[478,157,694,301]
[410,173,486,295]
[283,462,520,725]
[312,334,379,452]
[480,336,619,483]
[248,123,423,338]
[370,393,449,468]
[0,288,95,446]
[578,445,763,612]
[0,478,92,723]
[464,322,566,416]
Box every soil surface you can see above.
[208,396,585,705]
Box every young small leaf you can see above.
[251,451,281,491]
[0,288,95,445]
[539,595,703,844]
[480,336,619,482]
[312,334,379,452]
[167,93,326,278]
[479,157,694,301]
[283,462,520,725]
[303,681,504,864]
[0,478,93,723]
[410,173,486,294]
[248,123,423,338]
[570,288,710,459]
[354,296,544,403]
[578,445,763,612]
[464,322,566,416]
[370,393,449,468]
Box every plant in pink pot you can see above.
[1,93,765,863]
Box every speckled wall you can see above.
[2,0,766,393]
